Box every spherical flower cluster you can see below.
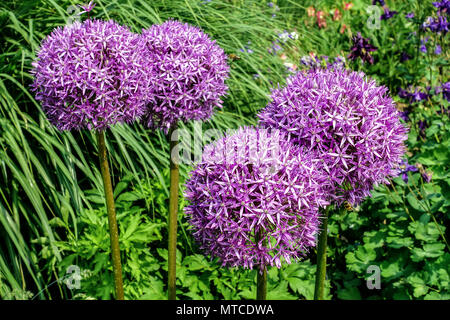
[141,20,229,132]
[31,19,150,131]
[258,68,408,205]
[184,127,328,271]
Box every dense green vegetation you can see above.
[0,0,448,300]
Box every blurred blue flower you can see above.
[435,44,442,54]
[442,82,450,101]
[423,15,449,34]
[432,0,450,14]
[372,0,385,5]
[381,8,398,20]
[400,52,411,62]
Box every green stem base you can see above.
[168,124,179,300]
[314,206,330,300]
[97,130,124,300]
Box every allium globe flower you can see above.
[258,68,408,205]
[141,20,229,132]
[31,19,149,131]
[184,127,328,271]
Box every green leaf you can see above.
[406,193,426,212]
[140,277,166,300]
[337,286,361,300]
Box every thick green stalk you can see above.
[256,229,267,300]
[97,130,124,300]
[314,206,331,300]
[168,123,179,300]
[257,268,267,300]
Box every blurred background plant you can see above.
[0,0,448,300]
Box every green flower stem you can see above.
[97,130,124,300]
[168,123,179,300]
[257,268,267,300]
[314,205,331,300]
[256,229,267,300]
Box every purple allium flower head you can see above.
[184,127,328,271]
[141,20,229,132]
[348,32,377,64]
[31,19,149,131]
[258,68,408,206]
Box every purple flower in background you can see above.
[381,8,398,20]
[240,41,253,54]
[422,170,433,183]
[400,52,411,62]
[31,19,149,131]
[435,44,442,54]
[268,42,282,55]
[372,0,385,5]
[418,120,428,137]
[420,38,428,53]
[423,15,449,33]
[267,2,274,7]
[258,68,408,206]
[140,20,229,132]
[400,86,430,103]
[410,89,429,102]
[406,12,415,19]
[348,32,377,64]
[441,82,450,101]
[397,159,418,183]
[79,1,96,14]
[433,0,450,14]
[184,127,328,271]
[398,88,410,99]
[300,55,346,70]
[399,110,410,122]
